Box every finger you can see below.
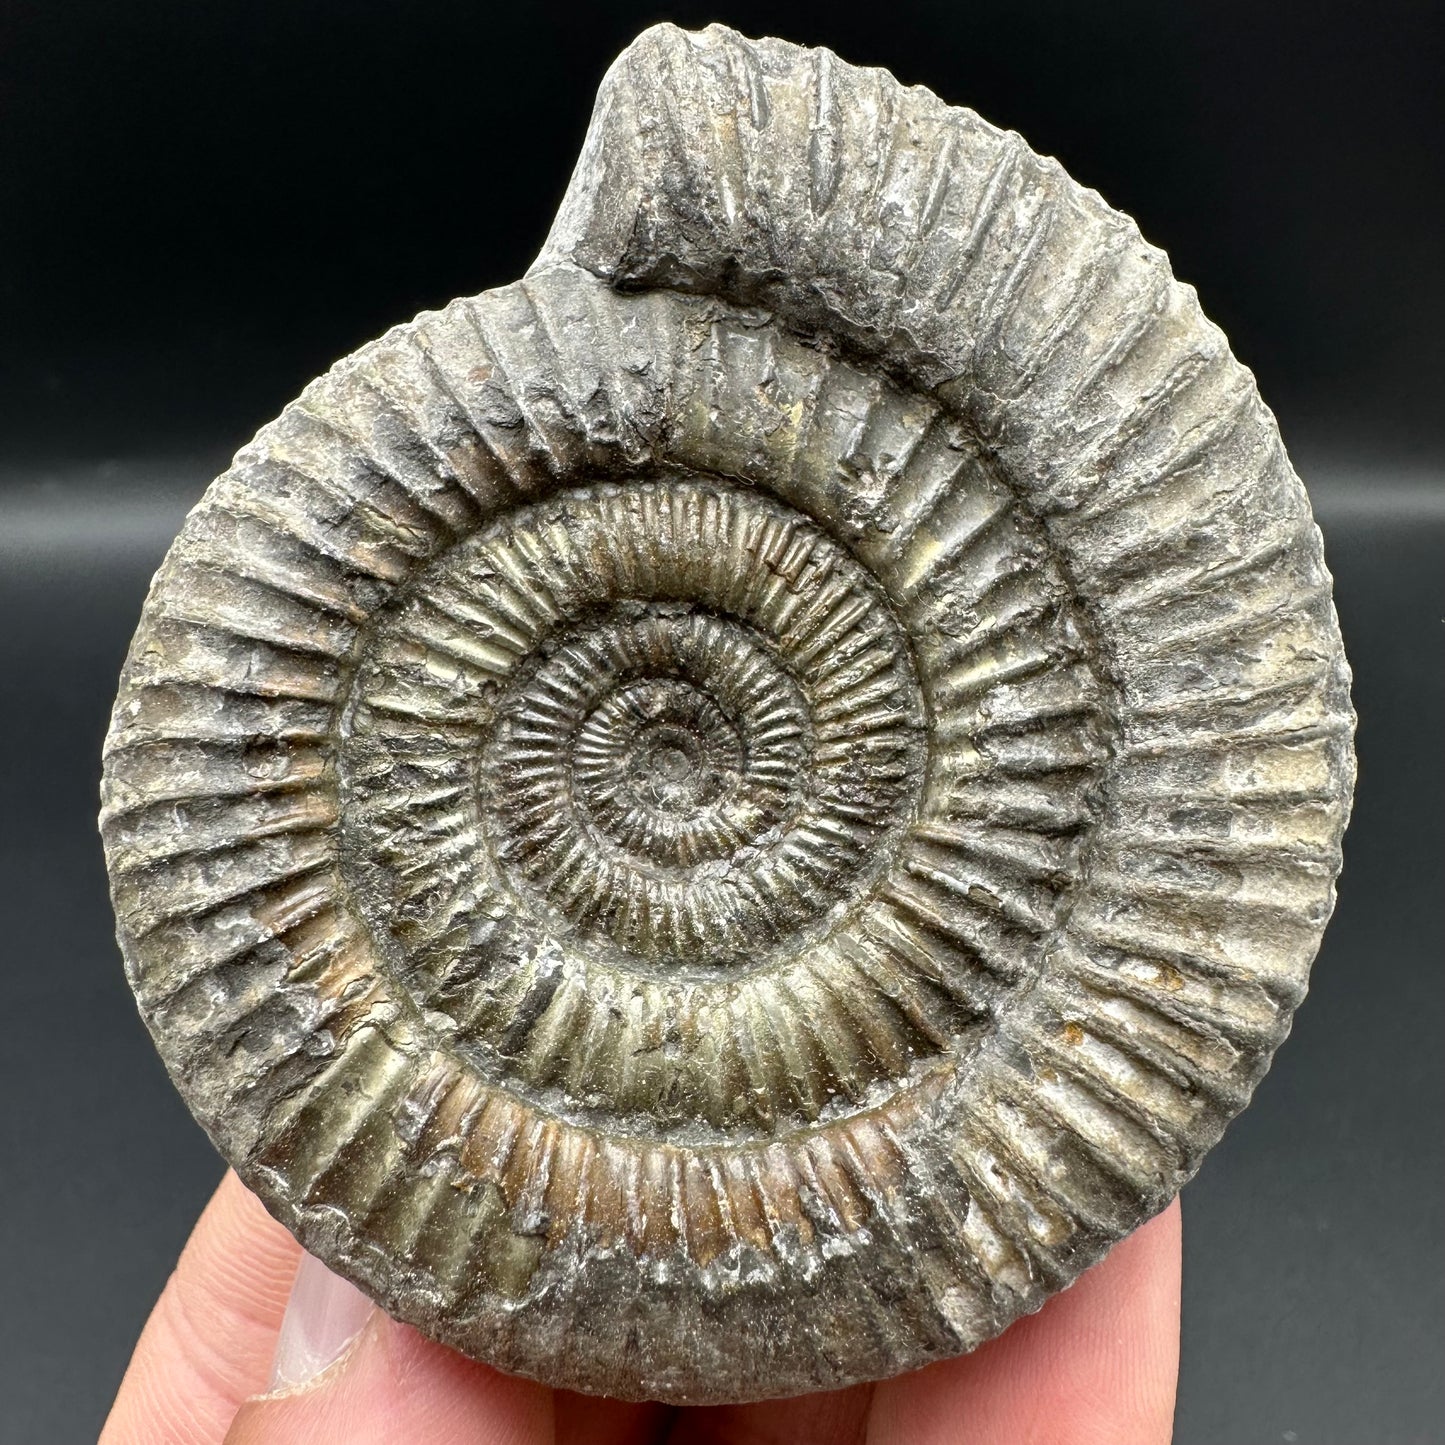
[223,1297,553,1445]
[224,1246,670,1445]
[100,1169,303,1445]
[867,1198,1182,1445]
[554,1390,673,1445]
[666,1383,873,1445]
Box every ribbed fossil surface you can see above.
[100,23,1355,1403]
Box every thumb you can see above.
[223,1253,553,1445]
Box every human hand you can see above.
[100,1170,1179,1444]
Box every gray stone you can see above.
[100,23,1355,1404]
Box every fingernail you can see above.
[267,1251,374,1391]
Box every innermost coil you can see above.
[573,658,772,862]
[487,607,816,952]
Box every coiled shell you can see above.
[101,23,1355,1403]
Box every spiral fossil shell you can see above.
[100,24,1355,1403]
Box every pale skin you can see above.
[100,1171,1180,1445]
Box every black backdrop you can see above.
[1,3,1441,1441]
[3,0,1443,464]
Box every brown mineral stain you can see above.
[1155,962,1186,992]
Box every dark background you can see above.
[1,2,1441,1441]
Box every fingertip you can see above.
[267,1253,374,1392]
[224,1311,554,1445]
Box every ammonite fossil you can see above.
[100,24,1355,1403]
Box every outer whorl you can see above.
[100,23,1355,1404]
